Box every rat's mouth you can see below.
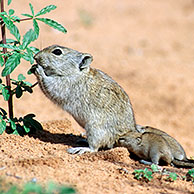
[31,63,57,76]
[29,64,38,74]
[29,62,47,74]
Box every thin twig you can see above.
[18,17,33,22]
[0,17,33,27]
[30,81,38,88]
[6,172,22,179]
[1,0,14,119]
[8,81,39,96]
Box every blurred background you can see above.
[1,0,194,155]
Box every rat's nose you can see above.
[33,52,39,61]
[33,51,42,64]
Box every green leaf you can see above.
[5,186,18,194]
[9,119,16,130]
[133,168,153,182]
[0,56,4,67]
[21,13,33,18]
[8,0,12,6]
[27,68,33,75]
[27,65,38,75]
[33,19,39,39]
[46,182,57,193]
[16,85,23,98]
[2,87,10,101]
[0,11,7,16]
[21,52,31,62]
[1,15,20,41]
[23,81,32,87]
[21,48,34,64]
[0,43,21,51]
[1,53,21,76]
[188,169,194,177]
[24,113,35,119]
[23,183,43,193]
[21,85,33,94]
[0,84,2,90]
[29,3,35,16]
[12,129,19,135]
[187,168,194,182]
[35,5,57,17]
[23,114,43,131]
[0,39,19,44]
[59,186,76,194]
[7,39,19,44]
[8,9,15,16]
[11,78,17,84]
[36,18,67,33]
[0,108,7,118]
[22,29,36,49]
[12,124,25,135]
[0,119,6,134]
[18,73,26,81]
[167,172,178,181]
[10,15,21,23]
[151,164,159,172]
[28,46,40,54]
[23,125,30,133]
[26,47,34,64]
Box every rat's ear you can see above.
[79,53,93,71]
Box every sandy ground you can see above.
[1,0,194,193]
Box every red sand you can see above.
[1,0,194,193]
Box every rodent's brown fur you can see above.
[136,125,186,161]
[118,130,194,168]
[32,45,194,167]
[32,45,136,154]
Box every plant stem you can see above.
[19,17,33,22]
[30,82,38,88]
[1,0,14,119]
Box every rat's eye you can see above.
[52,49,62,56]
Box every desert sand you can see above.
[1,0,194,193]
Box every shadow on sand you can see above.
[29,128,88,147]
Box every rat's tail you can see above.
[173,159,194,168]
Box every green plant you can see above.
[150,164,160,172]
[0,181,76,194]
[133,168,153,182]
[186,168,194,183]
[0,0,67,135]
[166,172,178,182]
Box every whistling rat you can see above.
[118,131,194,168]
[32,45,136,154]
[136,125,186,161]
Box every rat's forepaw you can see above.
[67,147,96,155]
[36,65,46,76]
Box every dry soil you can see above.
[1,0,194,193]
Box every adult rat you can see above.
[32,45,137,154]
